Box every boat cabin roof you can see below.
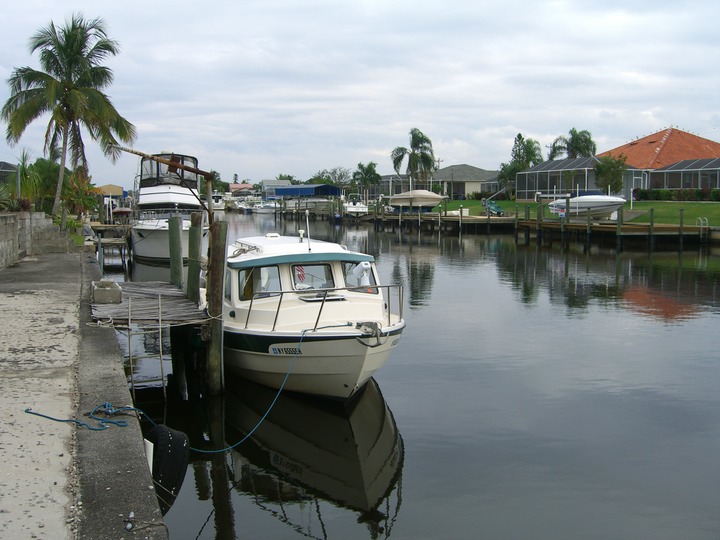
[227,234,374,270]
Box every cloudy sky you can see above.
[1,0,719,190]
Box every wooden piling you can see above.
[648,208,655,251]
[169,215,183,288]
[187,212,203,305]
[679,208,684,251]
[206,220,227,395]
[96,236,104,272]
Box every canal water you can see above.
[118,212,720,539]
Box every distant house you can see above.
[515,156,638,201]
[516,127,720,201]
[260,179,292,198]
[0,161,17,185]
[432,164,499,199]
[379,164,499,199]
[228,183,255,196]
[597,127,720,192]
[272,184,341,198]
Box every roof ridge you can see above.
[652,127,674,165]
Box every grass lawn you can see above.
[620,201,718,226]
[442,199,720,226]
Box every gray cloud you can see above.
[2,0,719,188]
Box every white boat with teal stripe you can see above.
[221,231,405,399]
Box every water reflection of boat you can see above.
[225,376,404,536]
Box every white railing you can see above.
[242,284,404,332]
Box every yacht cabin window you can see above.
[224,269,232,301]
[292,264,334,290]
[237,266,281,300]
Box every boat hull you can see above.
[130,219,191,262]
[223,325,404,399]
[548,195,625,218]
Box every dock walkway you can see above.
[91,281,209,326]
[0,252,168,539]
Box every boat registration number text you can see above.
[270,347,302,355]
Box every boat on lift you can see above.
[548,191,625,219]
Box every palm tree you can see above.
[15,149,42,204]
[548,127,597,160]
[391,128,436,191]
[352,161,381,197]
[2,14,136,217]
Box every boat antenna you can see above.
[305,209,312,252]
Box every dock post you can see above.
[187,212,203,305]
[648,208,655,252]
[206,220,227,395]
[679,208,684,251]
[535,203,543,245]
[583,212,591,253]
[96,236,104,273]
[615,206,623,253]
[524,206,530,245]
[169,215,183,288]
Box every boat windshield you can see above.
[291,264,334,290]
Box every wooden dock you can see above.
[91,281,209,327]
[516,219,708,250]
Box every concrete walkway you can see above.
[0,252,167,539]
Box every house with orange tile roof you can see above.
[598,128,720,192]
[598,128,720,170]
[515,127,720,201]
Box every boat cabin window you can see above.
[224,269,232,301]
[237,266,281,300]
[292,264,334,290]
[342,261,377,293]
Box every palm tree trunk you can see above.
[51,126,69,217]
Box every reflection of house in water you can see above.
[497,240,719,320]
[623,287,697,322]
[225,377,404,538]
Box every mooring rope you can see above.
[25,323,353,453]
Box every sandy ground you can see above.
[0,256,80,539]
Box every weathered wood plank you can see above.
[91,281,208,325]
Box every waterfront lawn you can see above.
[442,200,720,226]
[622,201,719,226]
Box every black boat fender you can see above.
[145,424,189,515]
